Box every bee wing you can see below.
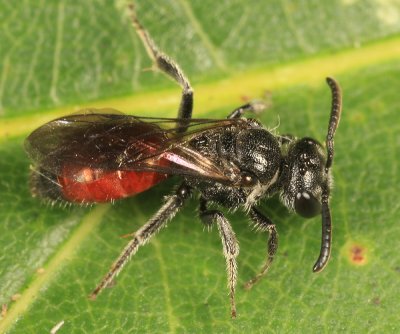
[25,108,246,184]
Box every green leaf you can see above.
[1,1,399,333]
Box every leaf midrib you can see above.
[1,36,399,141]
[0,205,110,334]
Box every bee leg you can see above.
[227,100,268,119]
[199,198,239,318]
[127,4,193,130]
[244,207,278,290]
[90,183,191,299]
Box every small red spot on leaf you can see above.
[349,244,367,265]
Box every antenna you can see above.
[325,77,342,171]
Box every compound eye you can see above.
[295,191,321,218]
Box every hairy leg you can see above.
[244,206,278,290]
[90,183,191,298]
[128,4,193,129]
[199,198,239,318]
[227,100,268,119]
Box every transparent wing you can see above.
[25,108,248,184]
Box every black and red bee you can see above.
[25,5,342,318]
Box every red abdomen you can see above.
[59,166,168,203]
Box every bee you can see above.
[25,4,342,318]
